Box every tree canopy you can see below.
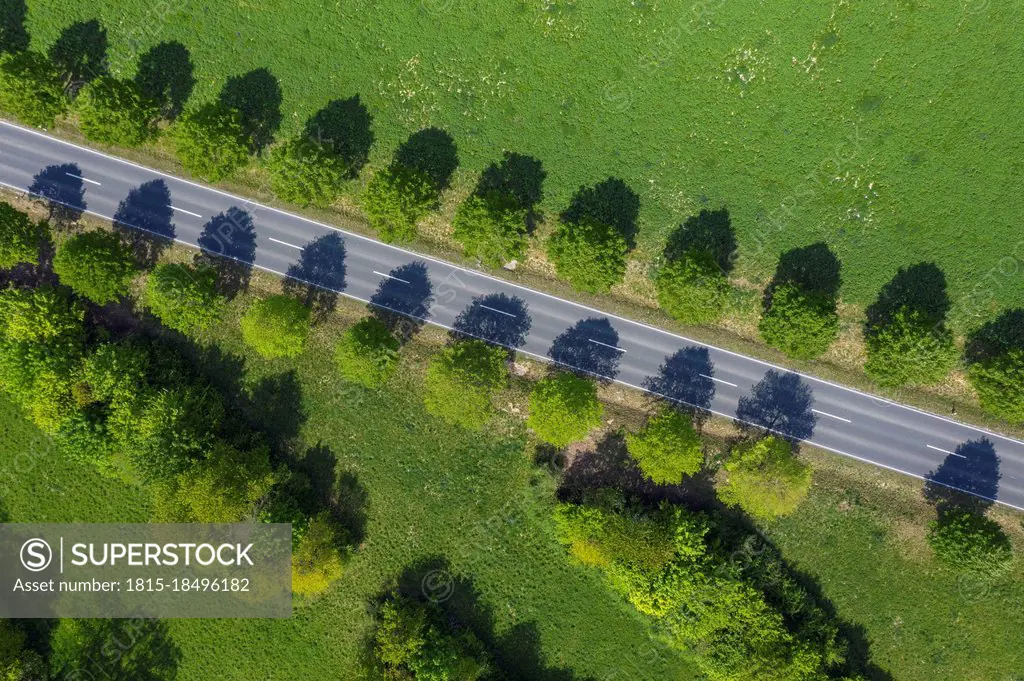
[626,408,703,484]
[0,50,66,127]
[423,339,508,430]
[144,263,224,336]
[172,102,251,181]
[168,441,278,523]
[964,311,1024,423]
[864,308,957,387]
[0,201,45,268]
[292,511,346,596]
[240,294,311,360]
[362,163,437,243]
[527,372,603,447]
[719,436,812,519]
[758,283,839,360]
[334,316,400,388]
[655,249,731,325]
[546,218,628,293]
[74,76,158,147]
[0,283,84,342]
[267,136,350,208]
[451,189,529,267]
[53,229,138,304]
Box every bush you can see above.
[172,102,251,181]
[968,350,1024,423]
[144,263,224,336]
[655,249,730,325]
[0,202,45,268]
[292,511,346,596]
[759,283,839,360]
[719,436,812,519]
[626,408,703,484]
[423,339,508,430]
[452,190,528,267]
[527,372,603,447]
[0,51,66,127]
[928,507,1013,577]
[547,218,628,293]
[73,76,158,147]
[334,317,400,388]
[171,442,278,523]
[362,163,437,243]
[53,230,138,304]
[0,284,84,342]
[864,308,958,387]
[267,136,350,207]
[240,295,311,359]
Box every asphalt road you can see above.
[2,119,1022,510]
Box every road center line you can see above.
[373,270,410,284]
[478,304,516,318]
[699,373,737,388]
[268,237,304,250]
[65,172,101,186]
[927,444,967,458]
[812,408,852,423]
[588,338,625,353]
[168,204,202,218]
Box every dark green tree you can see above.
[527,372,603,447]
[0,201,45,268]
[0,283,84,342]
[0,50,66,127]
[965,310,1024,422]
[626,408,703,484]
[292,511,347,596]
[720,436,812,519]
[865,308,957,387]
[74,76,158,146]
[49,618,180,680]
[53,229,138,304]
[451,190,528,267]
[423,339,508,430]
[144,263,224,336]
[172,102,250,181]
[759,283,839,360]
[334,316,400,388]
[266,136,349,208]
[362,163,437,243]
[547,218,628,293]
[240,294,310,359]
[655,249,730,325]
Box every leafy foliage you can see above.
[546,218,628,293]
[0,201,45,268]
[928,507,1013,577]
[292,511,346,596]
[719,436,812,520]
[451,190,528,267]
[362,163,437,243]
[267,136,350,207]
[527,372,602,447]
[965,311,1024,423]
[422,339,508,430]
[655,249,730,325]
[759,283,839,360]
[144,263,225,336]
[334,316,400,388]
[0,50,66,127]
[49,618,179,681]
[172,102,251,181]
[864,307,957,387]
[0,284,84,342]
[162,441,278,523]
[626,408,703,484]
[53,229,138,304]
[240,294,311,360]
[73,76,158,146]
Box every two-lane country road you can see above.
[2,119,1023,510]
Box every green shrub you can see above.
[626,408,703,484]
[864,307,958,387]
[0,284,84,342]
[527,372,603,447]
[267,136,350,207]
[759,283,839,360]
[172,102,251,181]
[144,263,224,336]
[292,511,346,596]
[362,164,437,243]
[53,230,138,304]
[0,202,45,268]
[928,507,1013,577]
[334,317,400,388]
[423,339,508,429]
[74,76,158,147]
[0,51,66,127]
[719,436,812,519]
[655,249,730,325]
[240,295,311,359]
[170,442,278,523]
[452,190,528,267]
[547,218,628,293]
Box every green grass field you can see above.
[21,1,1024,327]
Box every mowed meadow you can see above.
[23,0,1024,326]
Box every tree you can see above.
[547,218,628,293]
[266,136,349,207]
[49,618,178,681]
[172,102,250,181]
[527,372,603,447]
[362,163,437,243]
[292,511,346,596]
[73,76,158,147]
[53,230,138,304]
[759,283,839,360]
[864,307,957,387]
[968,349,1024,423]
[240,294,310,359]
[626,408,703,484]
[655,249,730,325]
[0,202,45,268]
[144,263,224,335]
[0,619,47,681]
[451,190,528,267]
[334,316,400,388]
[170,441,277,523]
[928,506,1013,577]
[0,51,66,127]
[719,436,812,519]
[423,339,508,430]
[0,284,84,342]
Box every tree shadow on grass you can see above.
[395,127,458,190]
[283,232,346,321]
[642,346,716,416]
[0,0,29,54]
[924,438,1000,511]
[29,163,86,227]
[134,41,195,119]
[477,151,546,231]
[50,618,181,681]
[218,67,283,152]
[333,470,369,545]
[764,242,842,303]
[735,370,817,442]
[866,262,950,329]
[369,261,433,343]
[243,370,307,453]
[48,19,108,94]
[964,308,1024,365]
[663,207,736,273]
[196,207,257,298]
[304,96,374,178]
[112,179,176,268]
[560,177,640,248]
[548,317,622,380]
[452,293,531,350]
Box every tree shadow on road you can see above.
[195,207,258,299]
[642,346,716,416]
[113,179,176,268]
[735,370,816,442]
[924,438,1000,511]
[369,261,433,343]
[452,293,531,350]
[548,317,622,380]
[29,163,86,228]
[284,232,346,321]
